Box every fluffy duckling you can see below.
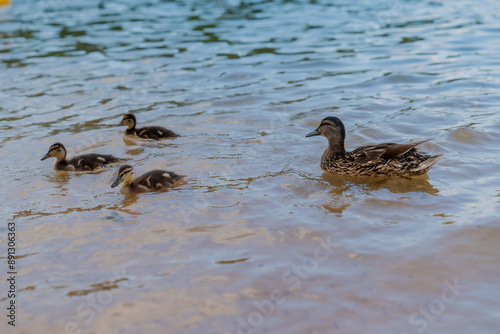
[41,142,122,171]
[306,116,443,177]
[111,164,184,193]
[118,113,180,140]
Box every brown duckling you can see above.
[118,113,180,140]
[41,142,122,171]
[306,116,443,177]
[111,164,184,193]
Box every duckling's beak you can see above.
[111,176,122,188]
[118,120,125,126]
[41,153,50,161]
[306,128,321,137]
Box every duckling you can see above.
[306,116,443,177]
[111,164,184,193]
[41,142,122,171]
[118,113,180,140]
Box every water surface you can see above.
[1,0,500,333]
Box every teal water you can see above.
[1,0,500,333]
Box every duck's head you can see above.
[41,142,67,162]
[119,113,137,129]
[306,116,346,151]
[112,165,135,188]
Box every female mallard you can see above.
[111,164,184,193]
[306,116,442,177]
[41,142,122,171]
[118,113,180,140]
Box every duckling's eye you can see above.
[119,169,132,179]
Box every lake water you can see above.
[1,0,500,333]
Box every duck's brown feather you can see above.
[351,139,431,164]
[321,146,442,177]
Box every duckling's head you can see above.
[119,113,137,130]
[41,142,67,162]
[111,165,135,188]
[306,116,346,151]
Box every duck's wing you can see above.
[351,145,386,164]
[134,170,183,190]
[379,139,431,159]
[136,126,180,140]
[352,139,431,164]
[165,171,185,182]
[68,153,121,170]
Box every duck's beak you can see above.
[306,128,321,137]
[111,176,122,188]
[118,119,125,126]
[41,153,50,161]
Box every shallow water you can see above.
[1,0,500,333]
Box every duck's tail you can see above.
[415,154,443,174]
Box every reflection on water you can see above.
[115,193,140,212]
[46,171,71,188]
[322,172,439,195]
[1,0,500,333]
